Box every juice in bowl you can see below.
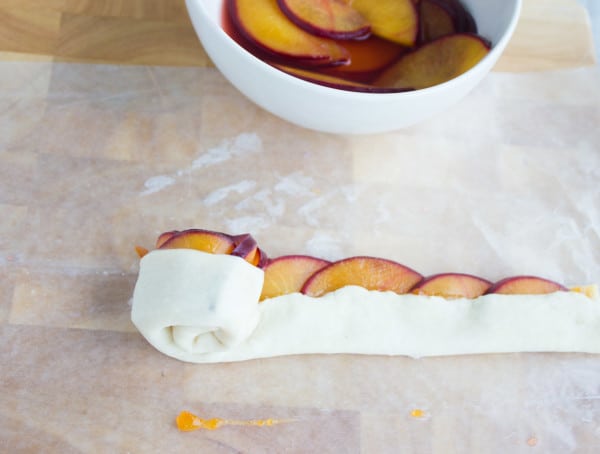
[185,0,522,134]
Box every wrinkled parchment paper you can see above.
[1,61,599,452]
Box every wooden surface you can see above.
[0,0,596,70]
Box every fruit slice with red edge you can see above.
[273,64,409,92]
[260,255,330,301]
[487,276,568,295]
[277,0,370,40]
[411,273,492,298]
[375,33,490,90]
[231,233,268,267]
[229,0,350,66]
[419,0,456,43]
[158,229,236,254]
[156,230,179,248]
[343,0,418,46]
[302,256,423,297]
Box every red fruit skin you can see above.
[231,233,258,258]
[256,248,269,268]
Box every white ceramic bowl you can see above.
[185,0,521,134]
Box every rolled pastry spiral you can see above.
[131,250,262,360]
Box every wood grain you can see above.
[0,0,596,69]
[496,0,597,71]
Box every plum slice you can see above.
[487,276,568,295]
[158,229,236,254]
[230,233,268,267]
[419,0,456,43]
[411,273,492,298]
[375,33,490,90]
[274,63,410,92]
[260,255,330,301]
[277,0,371,40]
[155,230,179,248]
[301,256,423,297]
[229,0,350,65]
[231,233,260,265]
[343,0,418,46]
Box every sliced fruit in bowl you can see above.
[374,33,491,90]
[277,0,371,40]
[228,0,350,66]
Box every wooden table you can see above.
[1,1,599,452]
[0,0,596,69]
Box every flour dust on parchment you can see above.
[139,132,263,197]
[135,132,359,252]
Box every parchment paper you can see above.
[1,60,599,452]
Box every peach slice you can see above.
[487,276,568,295]
[260,255,330,301]
[419,0,456,43]
[344,0,418,46]
[411,273,492,298]
[277,0,371,40]
[375,33,490,90]
[273,64,408,92]
[155,230,179,248]
[302,256,423,297]
[158,229,236,254]
[229,0,350,65]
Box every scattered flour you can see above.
[253,189,285,218]
[225,216,269,233]
[192,132,262,170]
[141,175,175,195]
[274,171,315,197]
[203,180,257,206]
[305,232,345,260]
[139,132,262,196]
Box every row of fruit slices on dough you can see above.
[135,229,596,302]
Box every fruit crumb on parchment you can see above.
[176,411,292,432]
[527,437,538,447]
[410,408,426,418]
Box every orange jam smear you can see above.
[176,410,292,432]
